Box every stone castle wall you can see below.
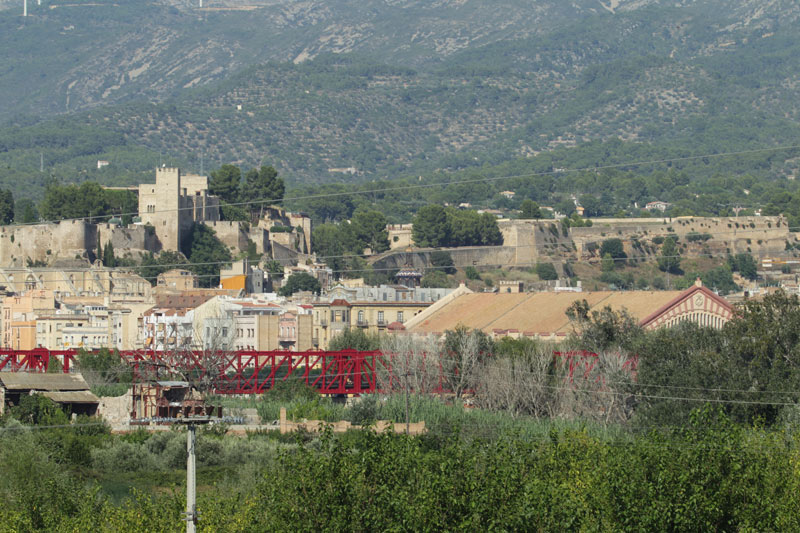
[205,221,249,253]
[0,220,94,266]
[569,216,790,256]
[96,224,155,259]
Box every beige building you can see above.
[157,269,199,291]
[387,224,414,250]
[312,298,432,349]
[0,266,151,302]
[35,314,90,349]
[2,290,56,349]
[138,167,221,252]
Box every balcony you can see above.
[377,320,387,328]
[356,319,369,328]
[320,318,328,327]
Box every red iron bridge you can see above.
[0,348,632,396]
[0,348,392,395]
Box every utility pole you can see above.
[23,0,27,17]
[185,423,197,532]
[40,153,44,172]
[405,371,410,435]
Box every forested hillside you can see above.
[2,0,800,204]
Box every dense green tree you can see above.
[243,165,285,219]
[102,242,116,267]
[567,303,642,352]
[103,189,138,224]
[519,199,541,219]
[412,204,449,247]
[728,253,758,281]
[601,253,616,272]
[350,208,390,253]
[465,266,481,280]
[421,270,452,288]
[535,262,558,280]
[430,251,456,275]
[182,224,232,288]
[279,272,322,296]
[312,223,362,276]
[477,212,503,245]
[264,260,284,274]
[599,238,626,259]
[578,194,601,217]
[209,164,242,203]
[555,198,576,217]
[14,198,38,224]
[219,202,249,222]
[10,394,69,426]
[39,181,110,222]
[302,184,357,222]
[657,236,681,274]
[0,189,14,225]
[327,328,381,351]
[137,251,188,284]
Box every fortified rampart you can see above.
[0,220,95,266]
[205,221,250,254]
[96,224,157,259]
[376,216,794,273]
[569,216,790,257]
[369,246,516,272]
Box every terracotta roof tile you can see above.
[410,290,688,337]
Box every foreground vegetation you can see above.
[4,292,800,530]
[1,405,799,532]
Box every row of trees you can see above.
[412,205,503,248]
[36,181,138,223]
[209,164,285,221]
[312,208,390,278]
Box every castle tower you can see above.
[139,167,183,252]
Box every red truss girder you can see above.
[0,348,76,373]
[0,348,390,395]
[0,349,637,396]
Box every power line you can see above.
[15,143,800,227]
[7,245,800,287]
[44,219,798,274]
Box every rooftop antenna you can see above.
[40,153,43,172]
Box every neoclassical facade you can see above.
[639,280,733,330]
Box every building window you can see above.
[397,311,404,322]
[378,311,384,323]
[358,310,365,323]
